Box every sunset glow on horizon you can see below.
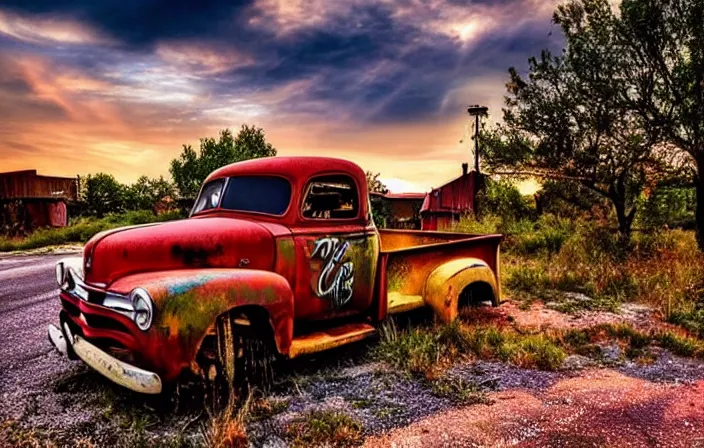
[0,0,563,193]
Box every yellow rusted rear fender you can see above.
[423,258,499,323]
[108,269,294,377]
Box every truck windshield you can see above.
[192,176,292,216]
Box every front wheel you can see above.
[204,311,275,411]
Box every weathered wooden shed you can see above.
[370,191,426,229]
[0,170,79,234]
[420,163,480,231]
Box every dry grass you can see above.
[502,226,704,321]
[374,317,704,381]
[0,420,57,448]
[374,319,568,377]
[201,393,251,448]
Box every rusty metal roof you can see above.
[0,170,78,200]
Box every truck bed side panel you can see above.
[382,235,502,305]
[379,229,486,252]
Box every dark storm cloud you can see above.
[0,0,259,48]
[0,0,564,124]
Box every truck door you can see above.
[292,174,379,321]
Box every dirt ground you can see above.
[1,252,703,448]
[365,369,704,448]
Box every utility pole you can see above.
[467,105,488,173]
[467,105,489,218]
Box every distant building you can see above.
[420,163,480,231]
[370,191,426,230]
[0,170,79,234]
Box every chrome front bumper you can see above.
[48,323,162,395]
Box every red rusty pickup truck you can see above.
[48,157,502,396]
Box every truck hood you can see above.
[83,217,276,286]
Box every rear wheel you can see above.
[458,282,495,321]
[202,311,275,411]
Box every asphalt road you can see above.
[0,252,88,426]
[0,253,70,372]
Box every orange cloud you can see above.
[0,0,564,194]
[0,9,112,45]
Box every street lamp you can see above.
[467,105,489,174]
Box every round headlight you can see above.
[130,288,154,331]
[55,262,65,287]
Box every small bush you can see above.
[603,324,652,349]
[285,410,363,448]
[505,264,549,292]
[658,332,703,358]
[496,334,567,370]
[453,214,502,235]
[0,210,183,252]
[429,377,491,405]
[509,215,573,255]
[248,397,289,422]
[668,308,704,338]
[374,321,442,377]
[561,329,603,357]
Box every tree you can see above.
[484,0,660,240]
[170,125,277,199]
[84,173,124,217]
[536,179,610,219]
[365,171,391,228]
[124,176,175,211]
[366,171,389,194]
[475,178,535,222]
[618,0,704,249]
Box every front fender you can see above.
[423,258,499,323]
[109,269,294,378]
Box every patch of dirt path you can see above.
[364,370,704,448]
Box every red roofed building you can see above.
[420,163,480,231]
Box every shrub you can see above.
[474,177,535,223]
[429,377,491,405]
[496,334,566,370]
[658,332,703,358]
[509,215,573,255]
[453,214,502,235]
[668,308,704,338]
[285,410,363,448]
[0,210,184,252]
[374,321,442,377]
[637,186,696,230]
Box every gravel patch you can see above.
[447,360,565,392]
[248,363,458,445]
[619,349,704,385]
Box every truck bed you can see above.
[377,229,503,316]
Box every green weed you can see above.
[285,410,363,448]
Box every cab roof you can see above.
[198,156,371,228]
[204,156,366,184]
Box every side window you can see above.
[302,175,359,219]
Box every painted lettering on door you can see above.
[311,237,354,308]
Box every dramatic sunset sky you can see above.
[0,0,568,193]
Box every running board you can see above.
[387,292,425,314]
[289,322,376,358]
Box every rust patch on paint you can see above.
[171,244,224,267]
[277,238,296,265]
[387,257,411,293]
